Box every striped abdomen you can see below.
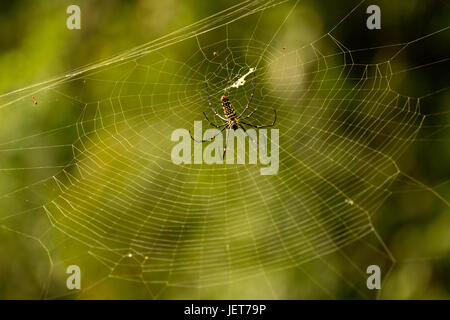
[221,96,239,130]
[222,100,236,119]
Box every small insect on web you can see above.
[189,76,277,159]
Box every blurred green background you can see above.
[0,0,448,299]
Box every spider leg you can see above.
[240,109,277,128]
[203,112,226,128]
[237,77,256,119]
[240,124,266,152]
[221,129,231,160]
[241,105,259,120]
[205,82,226,121]
[189,125,227,143]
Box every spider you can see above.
[189,77,277,159]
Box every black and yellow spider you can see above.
[189,78,277,158]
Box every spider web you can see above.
[0,0,448,299]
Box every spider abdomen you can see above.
[222,98,241,130]
[222,100,236,119]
